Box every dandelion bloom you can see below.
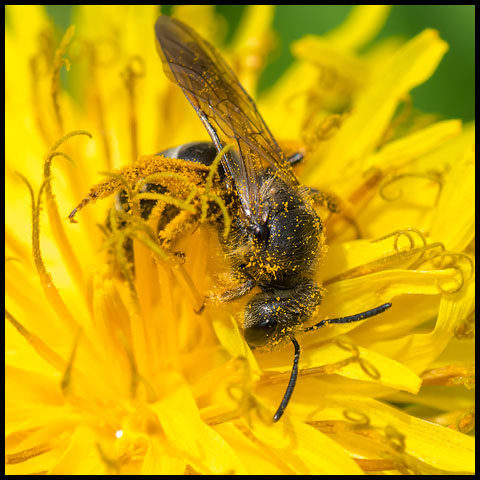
[5,5,474,475]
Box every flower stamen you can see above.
[372,227,427,253]
[61,328,82,394]
[454,310,475,339]
[121,55,146,162]
[343,409,370,427]
[384,424,406,453]
[5,443,53,465]
[43,131,92,291]
[412,251,474,294]
[207,357,267,426]
[379,171,443,204]
[51,26,75,134]
[16,173,78,330]
[5,309,66,371]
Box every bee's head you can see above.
[243,278,322,348]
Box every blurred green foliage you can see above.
[43,5,475,122]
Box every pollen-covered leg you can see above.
[309,189,342,213]
[68,154,211,222]
[69,176,122,222]
[286,152,304,165]
[210,278,256,303]
[157,209,198,250]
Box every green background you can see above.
[44,5,475,122]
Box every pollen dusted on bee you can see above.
[69,154,215,223]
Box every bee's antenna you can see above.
[303,302,392,332]
[273,336,300,422]
[272,303,391,422]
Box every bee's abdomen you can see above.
[161,141,219,167]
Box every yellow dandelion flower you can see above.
[6,5,474,475]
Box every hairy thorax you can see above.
[226,174,325,287]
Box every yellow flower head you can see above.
[6,5,475,475]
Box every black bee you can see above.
[153,16,391,421]
[71,16,391,422]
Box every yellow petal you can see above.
[171,5,221,43]
[212,311,259,376]
[249,417,364,474]
[151,373,204,458]
[49,425,107,474]
[189,423,247,475]
[231,5,275,50]
[142,437,186,475]
[430,141,475,250]
[322,395,475,473]
[318,29,449,184]
[365,119,462,171]
[214,423,285,474]
[230,5,275,95]
[304,343,421,393]
[359,271,474,374]
[325,5,392,51]
[292,35,369,89]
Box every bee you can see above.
[155,16,393,420]
[71,16,391,421]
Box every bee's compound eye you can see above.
[248,223,269,244]
[244,317,278,348]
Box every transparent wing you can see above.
[155,15,299,221]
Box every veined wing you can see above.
[154,15,299,221]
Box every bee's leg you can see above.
[157,209,195,249]
[69,176,122,222]
[287,152,304,165]
[308,189,342,214]
[175,263,206,314]
[311,189,363,238]
[211,278,256,303]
